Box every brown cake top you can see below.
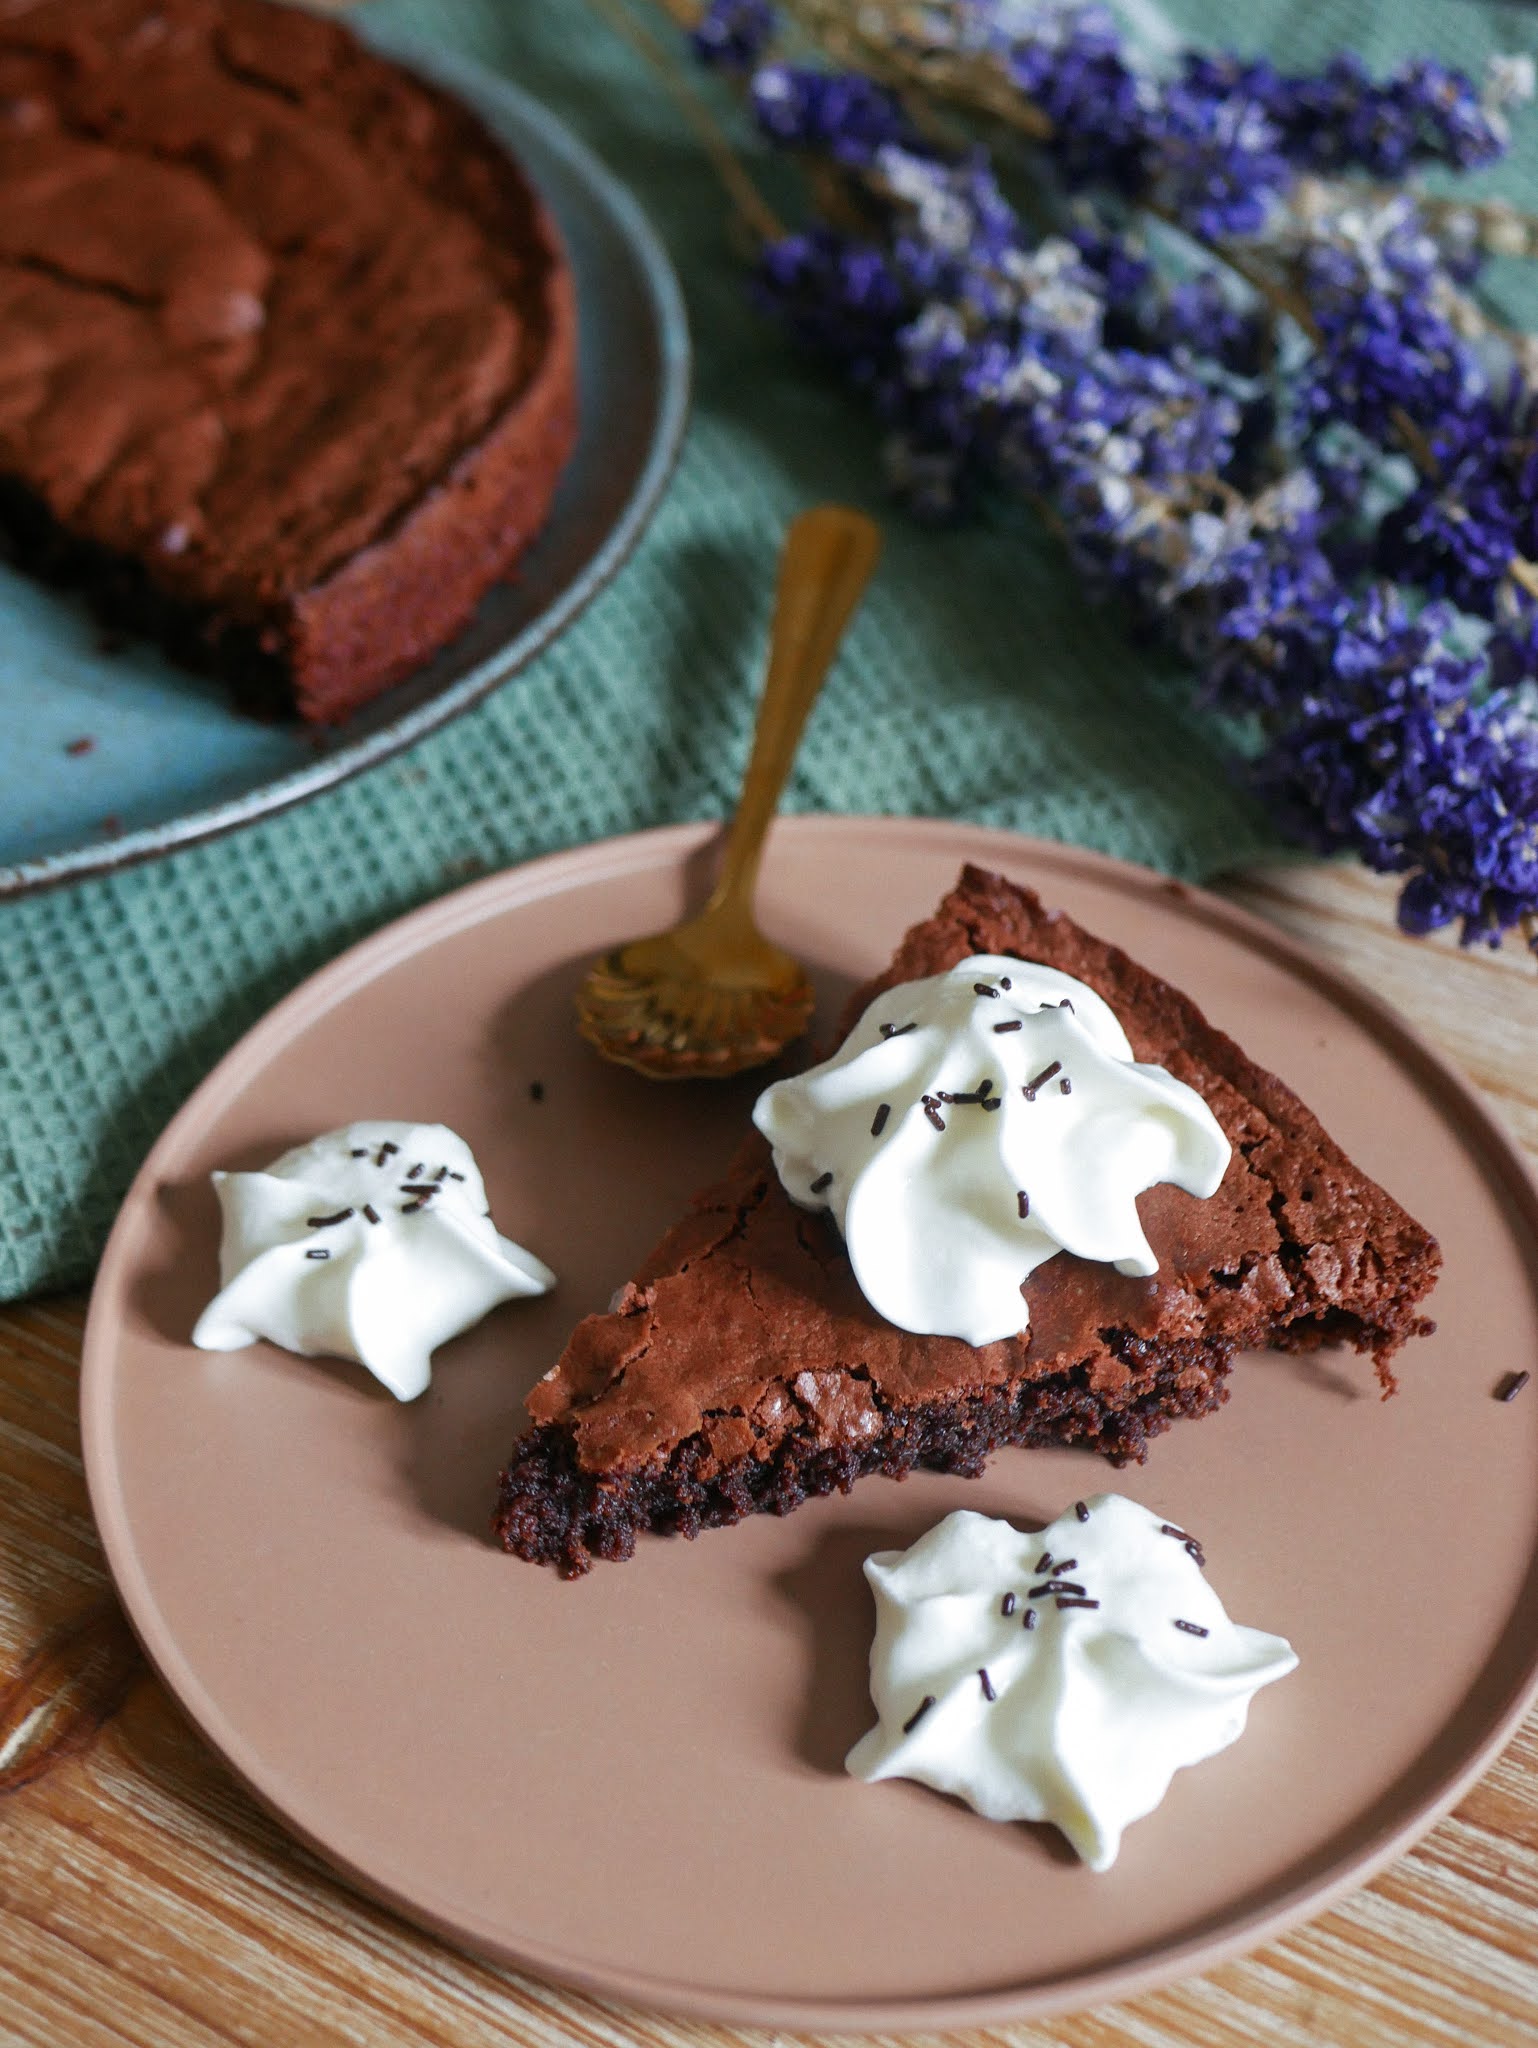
[528,865,1441,1475]
[0,0,562,610]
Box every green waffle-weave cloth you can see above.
[3,0,1536,1301]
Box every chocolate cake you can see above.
[496,865,1441,1576]
[0,0,578,723]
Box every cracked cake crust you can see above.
[0,0,578,723]
[496,864,1441,1576]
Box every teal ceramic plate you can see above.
[0,35,689,897]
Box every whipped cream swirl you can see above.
[846,1494,1297,1870]
[192,1120,555,1401]
[752,954,1230,1345]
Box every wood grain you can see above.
[1,860,1535,2047]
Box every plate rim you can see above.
[0,39,691,900]
[79,816,1538,2028]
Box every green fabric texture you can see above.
[1,0,1532,1301]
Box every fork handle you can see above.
[708,504,882,918]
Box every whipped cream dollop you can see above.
[752,955,1230,1345]
[846,1494,1297,1870]
[192,1120,555,1401]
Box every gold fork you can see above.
[575,503,882,1079]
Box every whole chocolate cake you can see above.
[496,864,1442,1576]
[0,0,578,722]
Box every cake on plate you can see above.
[495,864,1441,1575]
[0,0,578,723]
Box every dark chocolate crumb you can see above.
[530,1081,546,1103]
[810,1171,834,1195]
[993,1019,1023,1033]
[1023,1061,1062,1101]
[1075,1500,1090,1523]
[64,735,95,757]
[902,1694,936,1735]
[871,1103,891,1137]
[304,1248,330,1261]
[1497,1370,1530,1403]
[1056,1597,1099,1610]
[362,1204,380,1224]
[1001,1591,1016,1617]
[306,1209,354,1228]
[978,1667,996,1702]
[1173,1619,1210,1637]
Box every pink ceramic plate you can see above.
[81,819,1538,2028]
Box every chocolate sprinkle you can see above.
[1001,1591,1017,1617]
[922,1096,946,1132]
[304,1248,330,1261]
[1074,1500,1090,1523]
[999,977,1012,989]
[810,1171,834,1195]
[406,1163,423,1180]
[978,1667,996,1702]
[982,1093,1003,1112]
[1022,1060,1062,1101]
[434,1166,449,1181]
[1160,1523,1193,1542]
[871,1103,891,1137]
[1053,1558,1078,1573]
[362,1204,380,1225]
[1173,1619,1210,1637]
[973,982,999,998]
[1497,1370,1530,1402]
[1059,1076,1072,1095]
[1034,1551,1052,1573]
[1023,1607,1037,1631]
[1056,1597,1099,1610]
[902,1695,936,1735]
[374,1142,399,1167]
[880,1021,917,1039]
[992,1018,1023,1033]
[447,1170,466,1182]
[1060,998,1074,1012]
[305,1209,354,1228]
[1018,1189,1030,1218]
[399,1181,440,1198]
[1186,1540,1206,1567]
[349,1148,367,1158]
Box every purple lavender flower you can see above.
[750,65,912,164]
[692,0,775,75]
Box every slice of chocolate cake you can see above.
[496,865,1441,1576]
[0,0,578,723]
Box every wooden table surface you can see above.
[1,858,1535,2048]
